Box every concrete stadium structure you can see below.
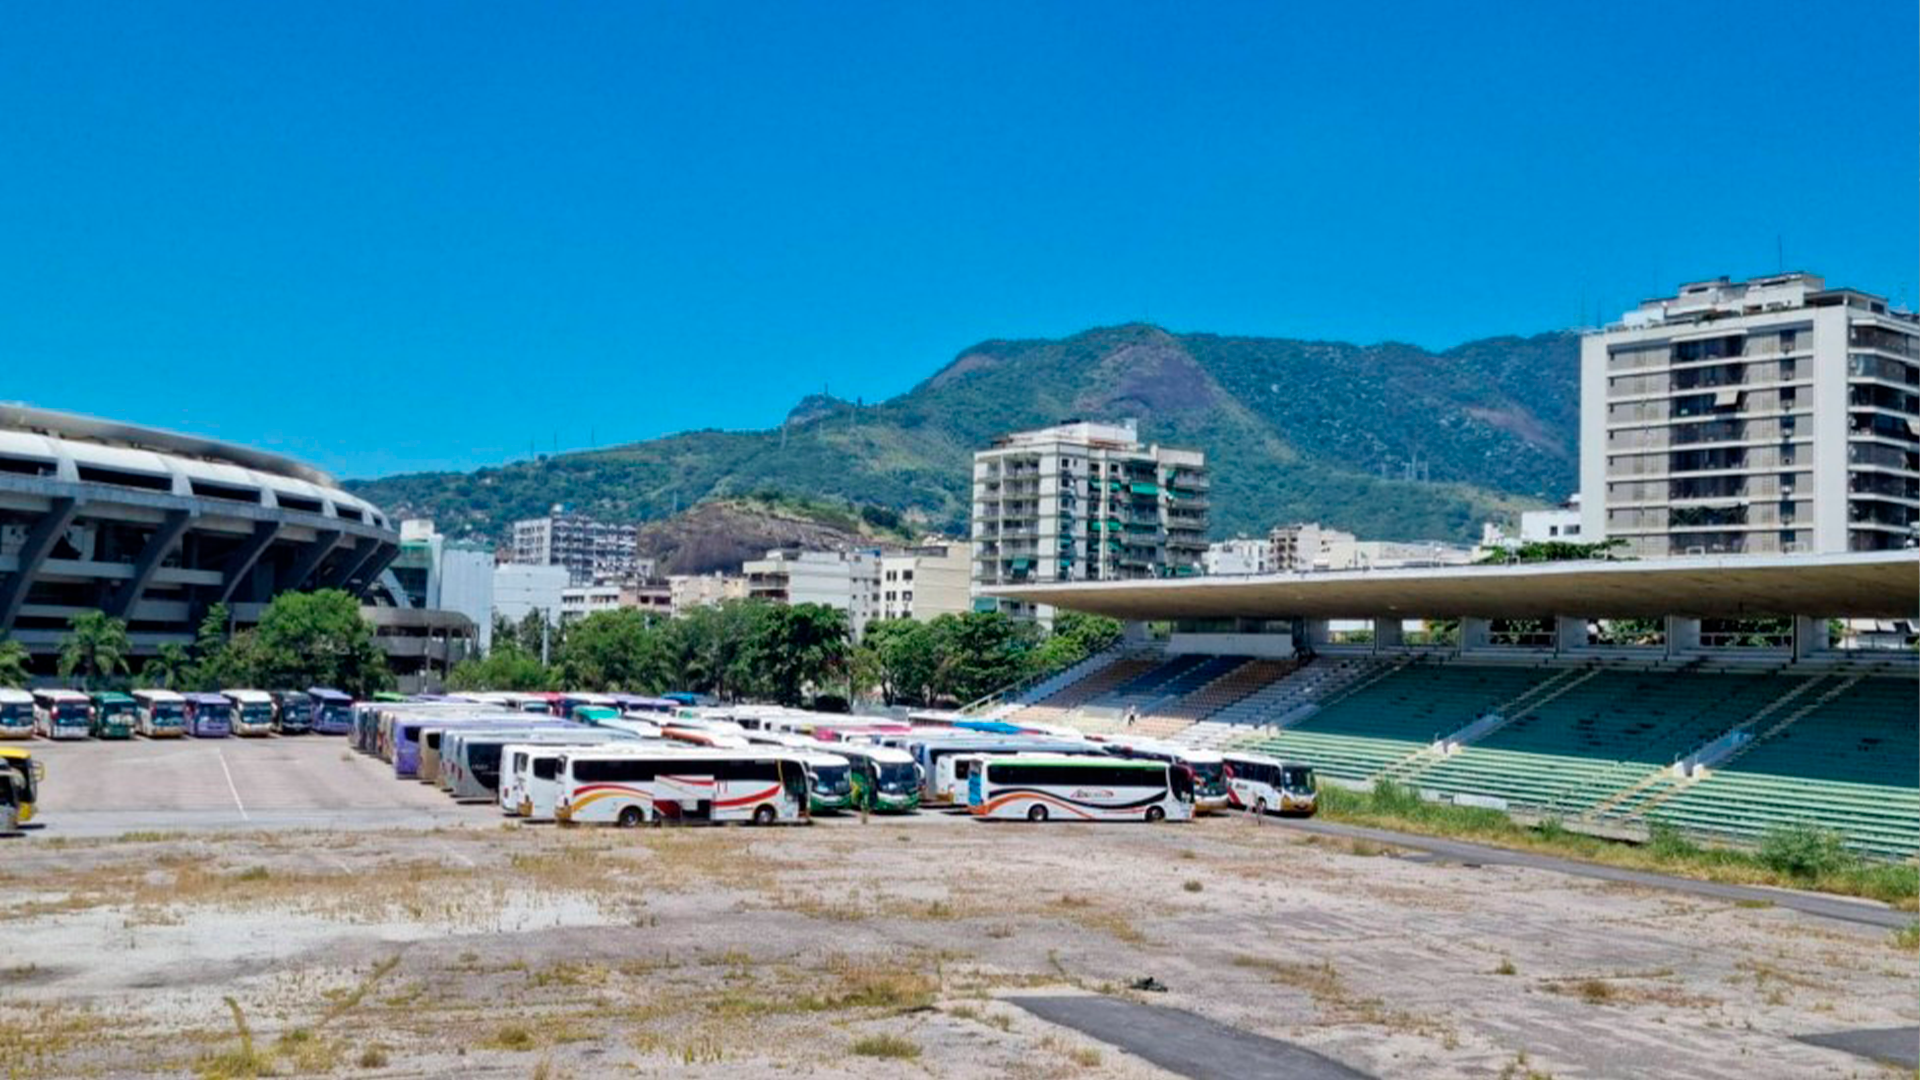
[0,405,400,667]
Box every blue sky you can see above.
[2,1,1913,480]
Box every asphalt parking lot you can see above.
[17,734,500,836]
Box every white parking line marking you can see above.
[215,750,250,821]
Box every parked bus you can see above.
[416,716,576,784]
[132,689,187,738]
[224,690,276,736]
[570,704,620,724]
[554,748,808,827]
[789,749,854,814]
[440,727,613,801]
[832,744,923,813]
[269,690,313,735]
[1098,737,1230,812]
[967,754,1193,823]
[32,689,92,740]
[308,688,354,735]
[0,746,42,823]
[182,692,232,738]
[612,694,676,716]
[661,725,750,750]
[88,692,138,739]
[0,689,35,739]
[1222,752,1318,817]
[906,735,1101,804]
[499,739,663,818]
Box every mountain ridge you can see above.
[345,322,1579,545]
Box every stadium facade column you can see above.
[1371,618,1403,652]
[1791,615,1831,661]
[1664,616,1701,659]
[0,495,81,634]
[1460,617,1491,650]
[1554,616,1589,655]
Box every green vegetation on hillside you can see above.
[347,323,1577,545]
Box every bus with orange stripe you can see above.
[966,754,1194,823]
[554,748,809,827]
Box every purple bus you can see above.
[183,693,232,738]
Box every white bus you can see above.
[501,741,668,821]
[966,753,1193,823]
[132,689,187,738]
[554,748,809,827]
[1223,752,1318,817]
[223,689,276,736]
[0,689,35,739]
[1097,736,1231,812]
[32,689,92,740]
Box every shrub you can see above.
[1646,821,1700,860]
[1758,823,1853,879]
[849,1033,920,1059]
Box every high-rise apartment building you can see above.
[1581,273,1919,556]
[971,420,1208,619]
[509,505,647,585]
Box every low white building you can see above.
[1204,537,1271,576]
[743,548,883,637]
[669,573,748,616]
[881,540,972,621]
[1271,522,1475,572]
[493,563,568,636]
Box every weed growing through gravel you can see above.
[850,1033,920,1059]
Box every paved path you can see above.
[1272,817,1912,929]
[1009,995,1371,1080]
[1793,1026,1920,1069]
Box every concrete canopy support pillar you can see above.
[106,509,193,618]
[280,530,343,594]
[1555,616,1589,655]
[1665,616,1701,660]
[1792,615,1831,661]
[0,496,80,634]
[1298,619,1330,650]
[1372,618,1404,652]
[353,545,401,601]
[1121,620,1151,644]
[1460,617,1492,651]
[321,538,384,593]
[214,521,281,605]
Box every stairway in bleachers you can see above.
[1637,676,1919,857]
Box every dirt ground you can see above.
[2,811,1914,1079]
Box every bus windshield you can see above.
[153,704,185,721]
[0,704,30,725]
[811,763,851,795]
[1282,766,1316,793]
[55,705,88,721]
[874,761,917,793]
[241,704,272,723]
[1189,760,1225,792]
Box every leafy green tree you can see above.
[137,642,194,689]
[513,610,558,658]
[861,618,939,706]
[0,639,30,688]
[57,611,132,689]
[1478,538,1629,564]
[245,590,393,696]
[557,609,663,692]
[749,603,850,706]
[447,643,554,691]
[1028,611,1123,676]
[926,611,1037,705]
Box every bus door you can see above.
[653,766,715,822]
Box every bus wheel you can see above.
[752,804,777,826]
[1145,806,1165,823]
[1253,798,1268,817]
[1026,804,1049,822]
[617,806,644,828]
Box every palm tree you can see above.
[57,612,131,690]
[0,639,29,688]
[139,642,193,689]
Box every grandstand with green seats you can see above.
[985,551,1918,857]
